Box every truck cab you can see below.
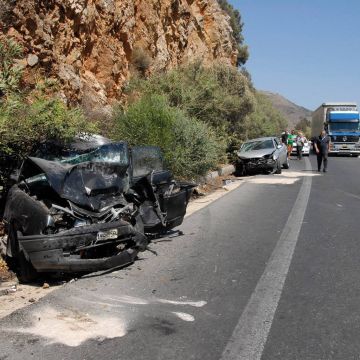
[327,110,360,154]
[312,103,360,156]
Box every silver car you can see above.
[236,137,289,175]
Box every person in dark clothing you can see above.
[314,130,330,172]
[281,130,289,145]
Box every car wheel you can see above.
[275,160,282,174]
[7,223,37,283]
[283,156,290,169]
[235,163,246,176]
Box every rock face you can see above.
[1,0,238,118]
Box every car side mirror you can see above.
[277,144,283,149]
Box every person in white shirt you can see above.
[295,131,305,160]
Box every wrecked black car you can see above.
[3,136,194,282]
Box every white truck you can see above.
[311,102,360,155]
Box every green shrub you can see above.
[113,94,174,151]
[170,115,225,179]
[126,63,289,166]
[0,37,23,95]
[0,95,96,156]
[243,92,287,140]
[0,94,97,191]
[129,62,256,138]
[112,94,223,178]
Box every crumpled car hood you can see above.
[238,149,274,159]
[23,157,129,212]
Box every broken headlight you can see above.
[263,154,276,163]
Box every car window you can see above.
[36,143,130,166]
[131,146,164,178]
[241,140,275,151]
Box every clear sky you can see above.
[229,0,360,111]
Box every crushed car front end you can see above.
[237,155,277,174]
[4,181,147,274]
[4,142,148,277]
[13,217,145,273]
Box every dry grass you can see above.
[0,220,12,281]
[0,257,12,281]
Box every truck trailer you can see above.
[311,102,360,155]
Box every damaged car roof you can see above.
[21,153,130,212]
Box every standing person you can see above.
[281,130,289,145]
[314,130,330,172]
[295,131,305,160]
[287,130,296,157]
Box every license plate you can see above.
[97,229,118,241]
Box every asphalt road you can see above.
[0,154,359,360]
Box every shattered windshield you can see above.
[131,146,164,178]
[241,140,274,152]
[38,143,129,166]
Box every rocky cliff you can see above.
[0,0,238,118]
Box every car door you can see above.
[274,138,285,163]
[130,146,194,232]
[280,138,287,162]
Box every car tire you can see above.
[283,157,290,169]
[235,163,246,176]
[275,160,282,174]
[7,223,37,283]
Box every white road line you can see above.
[220,157,313,360]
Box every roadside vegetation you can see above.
[113,62,286,178]
[244,92,287,140]
[113,93,225,178]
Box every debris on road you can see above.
[193,186,206,197]
[0,279,62,319]
[0,257,13,282]
[0,284,16,296]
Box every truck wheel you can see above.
[8,223,37,283]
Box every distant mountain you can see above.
[260,91,312,129]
